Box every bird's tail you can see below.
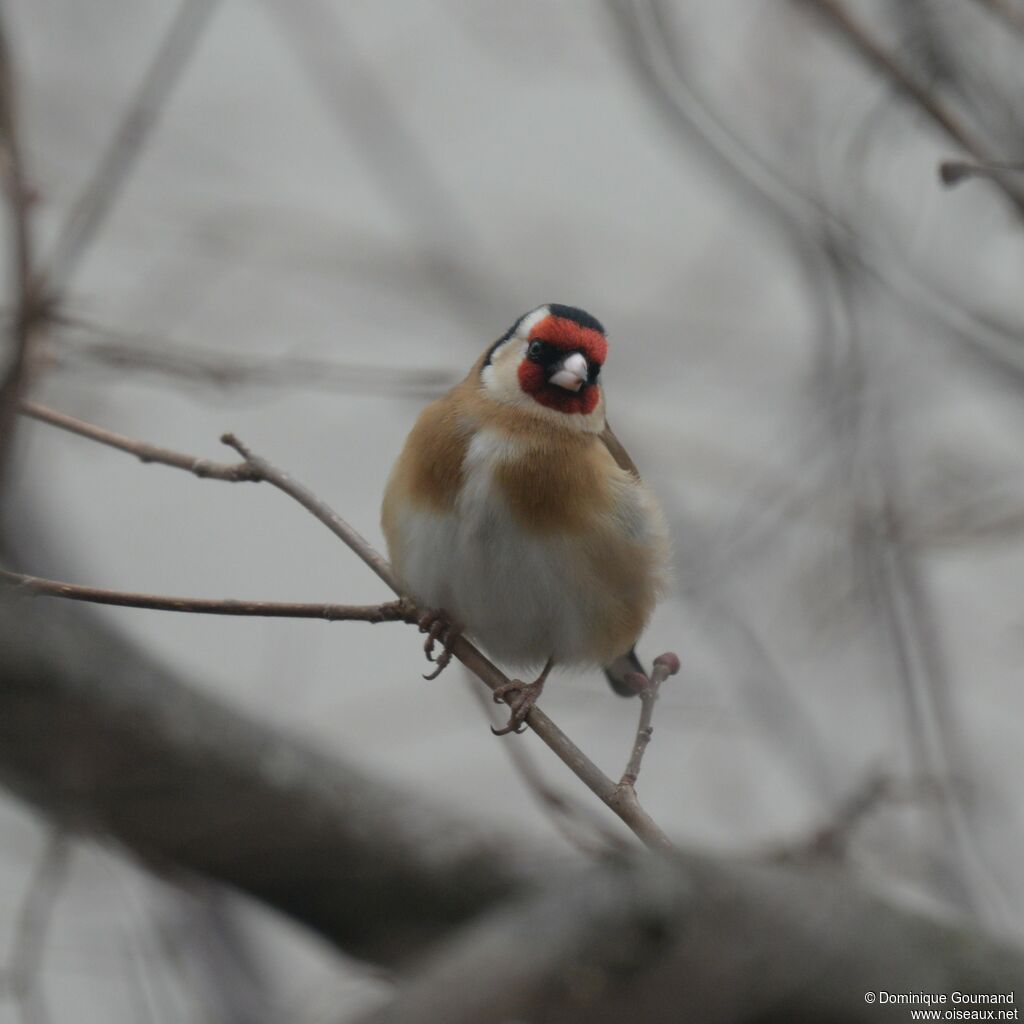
[603,646,645,697]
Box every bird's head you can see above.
[480,304,608,429]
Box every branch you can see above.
[465,679,629,857]
[353,851,1024,1024]
[0,569,415,623]
[940,158,1024,188]
[1,1,217,482]
[766,771,920,865]
[20,400,257,480]
[0,590,538,965]
[19,402,674,851]
[795,0,1024,218]
[605,653,680,839]
[607,0,1024,404]
[219,431,399,591]
[42,0,220,293]
[45,313,456,398]
[8,585,1020,1019]
[264,0,502,327]
[0,10,43,483]
[616,653,680,790]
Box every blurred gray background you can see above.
[2,0,1024,1020]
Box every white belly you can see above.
[392,502,594,669]
[389,432,618,667]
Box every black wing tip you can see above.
[604,648,645,697]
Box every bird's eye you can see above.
[527,340,545,360]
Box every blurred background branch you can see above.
[355,853,1024,1024]
[796,0,1024,218]
[0,590,539,966]
[2,0,1024,1018]
[0,7,39,482]
[41,0,221,296]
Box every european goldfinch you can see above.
[381,304,668,734]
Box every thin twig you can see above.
[44,313,456,398]
[768,773,892,865]
[264,0,501,326]
[21,400,257,480]
[0,12,42,480]
[43,0,220,293]
[767,772,948,865]
[603,653,680,838]
[220,432,398,592]
[20,402,675,851]
[0,570,415,623]
[939,158,1024,187]
[617,653,680,791]
[609,0,1024,399]
[465,678,629,857]
[452,636,674,850]
[795,0,1024,217]
[219,432,673,849]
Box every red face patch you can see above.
[527,316,608,366]
[518,315,605,416]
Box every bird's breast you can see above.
[470,428,608,535]
[385,427,665,667]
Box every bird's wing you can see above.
[599,422,650,698]
[599,420,641,480]
[604,647,645,697]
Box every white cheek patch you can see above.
[516,306,550,338]
[481,338,526,404]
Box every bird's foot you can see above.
[491,679,543,735]
[418,609,461,680]
[491,658,554,736]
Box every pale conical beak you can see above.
[548,351,589,392]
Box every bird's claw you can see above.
[418,609,460,680]
[490,679,544,736]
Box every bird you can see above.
[381,303,669,735]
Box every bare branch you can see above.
[20,403,676,851]
[795,0,1024,217]
[604,653,680,838]
[617,653,680,790]
[769,772,893,865]
[607,0,1024,400]
[219,431,399,592]
[353,851,1024,1024]
[0,11,43,483]
[43,0,221,293]
[45,313,456,399]
[0,569,415,623]
[768,773,950,866]
[264,0,502,327]
[329,601,680,848]
[1,0,218,487]
[21,400,257,480]
[465,678,629,857]
[940,157,1024,188]
[0,591,539,964]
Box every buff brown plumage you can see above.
[381,304,668,733]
